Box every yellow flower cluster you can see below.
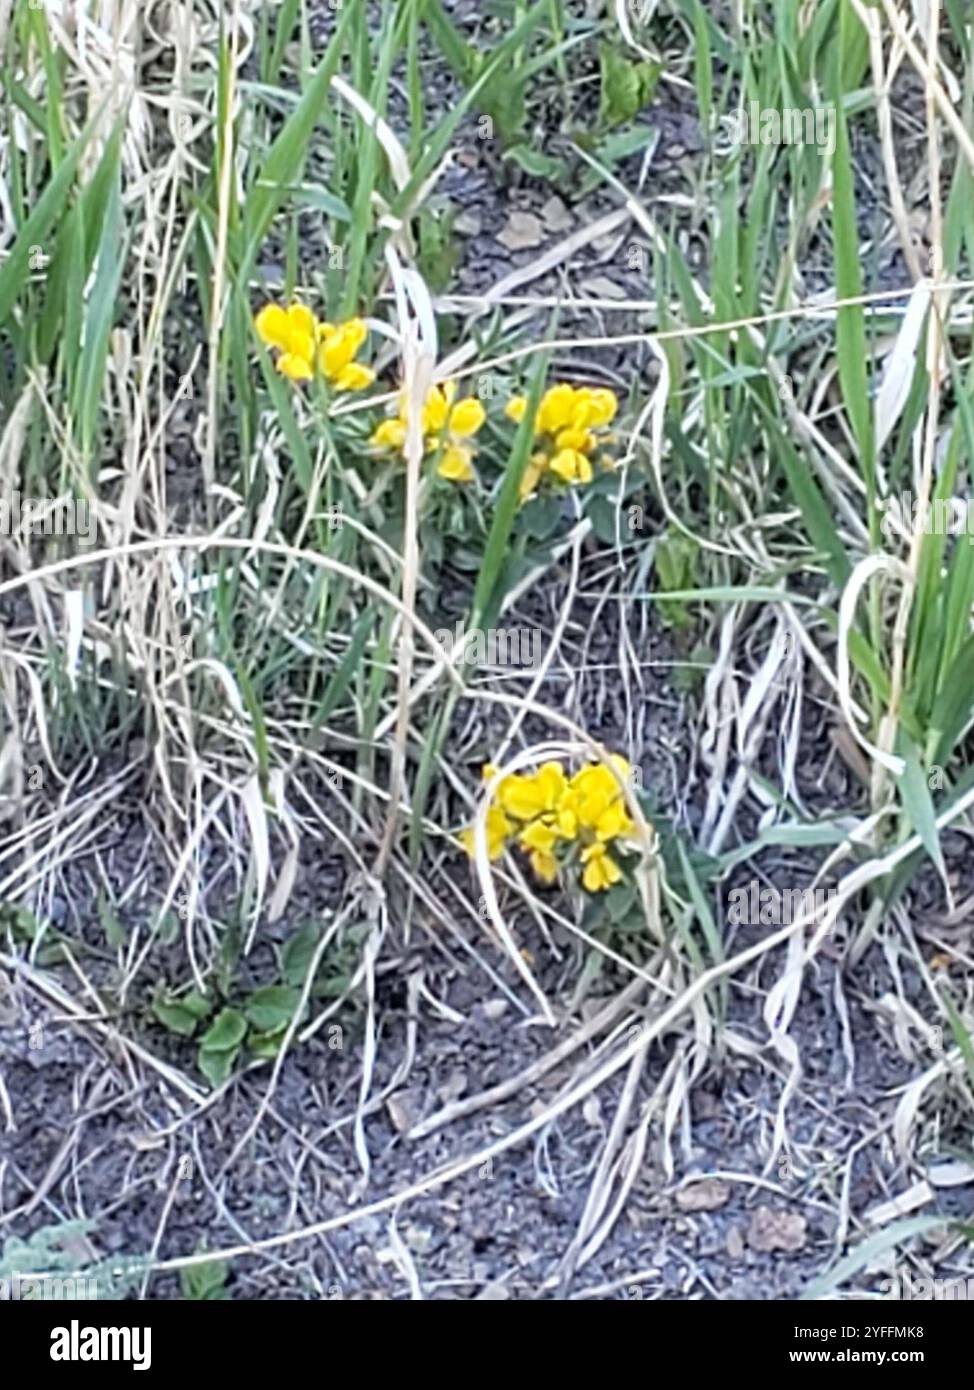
[505,384,618,500]
[460,755,636,893]
[370,381,487,482]
[254,303,375,390]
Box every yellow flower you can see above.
[495,773,549,822]
[573,388,618,428]
[255,304,316,380]
[548,448,593,485]
[529,849,559,885]
[537,384,578,434]
[462,754,637,894]
[554,427,595,454]
[278,352,314,383]
[496,762,567,821]
[371,381,486,485]
[581,842,622,893]
[421,383,453,434]
[519,453,549,501]
[449,397,487,436]
[438,445,475,483]
[371,419,407,451]
[459,805,513,861]
[254,304,373,391]
[519,819,559,854]
[506,383,618,500]
[565,757,635,843]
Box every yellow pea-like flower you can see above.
[254,304,373,391]
[537,384,578,434]
[335,362,375,392]
[548,448,593,485]
[254,304,292,350]
[461,752,637,893]
[496,772,550,822]
[372,381,485,485]
[585,388,619,427]
[319,319,370,383]
[448,398,486,437]
[519,454,548,501]
[277,353,314,382]
[437,445,475,483]
[421,384,453,434]
[580,842,622,893]
[529,849,559,885]
[519,819,559,854]
[506,382,619,502]
[459,805,513,861]
[371,419,408,451]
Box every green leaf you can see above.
[239,0,356,283]
[0,116,95,328]
[896,736,947,892]
[830,78,875,503]
[605,877,639,925]
[281,924,322,988]
[501,145,568,181]
[200,1007,247,1052]
[930,633,974,763]
[654,531,698,629]
[247,1025,290,1059]
[181,1258,230,1301]
[520,493,565,540]
[71,159,125,462]
[472,346,551,625]
[599,43,660,128]
[198,1045,238,1088]
[153,998,201,1038]
[587,493,629,546]
[244,985,301,1032]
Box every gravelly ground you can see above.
[4,878,973,1300]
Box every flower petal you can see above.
[518,455,546,501]
[448,398,486,437]
[319,322,362,378]
[335,362,375,392]
[423,385,451,434]
[287,303,317,339]
[254,304,290,351]
[371,419,408,451]
[519,819,558,854]
[437,445,475,483]
[580,842,621,892]
[538,384,578,434]
[529,849,559,885]
[277,353,313,382]
[548,448,584,483]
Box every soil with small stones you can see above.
[3,885,974,1300]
